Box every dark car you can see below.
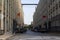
[15,27,27,33]
[20,27,27,33]
[15,28,20,33]
[32,26,41,32]
[34,27,39,32]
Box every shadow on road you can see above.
[16,30,60,37]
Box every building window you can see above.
[56,4,58,10]
[9,3,10,6]
[51,15,52,18]
[53,7,55,12]
[50,0,52,5]
[7,15,8,17]
[49,13,50,15]
[51,12,52,14]
[6,21,8,23]
[50,9,52,14]
[52,0,55,2]
[59,1,60,7]
[3,12,5,15]
[0,10,1,12]
[49,5,50,7]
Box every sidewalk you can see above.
[0,33,14,40]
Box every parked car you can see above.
[20,27,27,33]
[15,27,27,33]
[31,26,40,32]
[15,28,20,33]
[34,27,38,32]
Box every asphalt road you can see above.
[8,30,60,40]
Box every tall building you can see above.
[14,0,24,27]
[0,0,24,35]
[33,0,60,32]
[48,0,60,31]
[33,0,48,27]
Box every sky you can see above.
[21,0,39,25]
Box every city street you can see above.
[8,30,60,40]
[1,0,60,40]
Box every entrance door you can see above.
[13,19,17,33]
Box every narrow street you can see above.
[8,30,60,40]
[1,0,60,40]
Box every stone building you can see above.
[33,0,60,32]
[0,0,24,35]
[33,0,48,28]
[48,0,60,31]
